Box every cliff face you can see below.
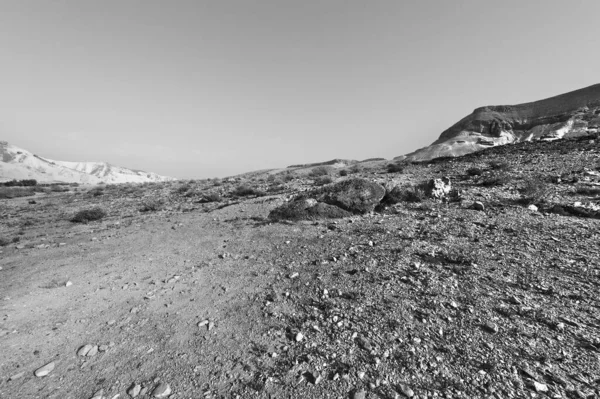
[397,84,600,162]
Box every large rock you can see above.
[314,178,385,213]
[269,178,385,221]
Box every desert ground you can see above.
[1,134,600,399]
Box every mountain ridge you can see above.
[0,141,175,184]
[397,83,600,162]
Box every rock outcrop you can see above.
[269,178,385,220]
[397,83,600,162]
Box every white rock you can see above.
[533,381,548,392]
[527,204,538,212]
[34,362,55,377]
[197,320,209,328]
[127,383,141,398]
[86,345,99,357]
[90,389,104,399]
[152,383,171,398]
[77,344,93,356]
[295,332,304,342]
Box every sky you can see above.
[1,0,599,178]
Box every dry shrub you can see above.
[71,207,107,223]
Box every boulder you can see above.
[315,178,386,213]
[269,178,385,221]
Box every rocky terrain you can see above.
[398,84,600,162]
[1,131,599,398]
[0,141,174,184]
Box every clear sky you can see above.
[1,0,599,178]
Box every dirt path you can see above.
[1,199,303,398]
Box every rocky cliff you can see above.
[397,83,600,161]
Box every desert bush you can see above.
[139,199,164,212]
[88,187,104,197]
[575,185,600,196]
[0,237,10,246]
[466,167,483,176]
[480,173,510,187]
[387,163,404,173]
[267,184,285,193]
[175,184,191,195]
[282,173,294,182]
[402,183,429,202]
[380,186,404,205]
[1,179,37,187]
[309,166,330,177]
[350,165,361,174]
[50,185,69,192]
[202,192,222,202]
[313,176,333,186]
[232,185,264,197]
[0,187,36,199]
[71,207,107,223]
[520,178,551,204]
[488,161,510,171]
[339,170,349,177]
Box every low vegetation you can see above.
[70,207,107,223]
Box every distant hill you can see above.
[396,83,600,162]
[0,141,175,184]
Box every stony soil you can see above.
[1,134,600,399]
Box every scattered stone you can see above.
[208,322,215,331]
[65,280,73,287]
[77,344,94,356]
[482,322,499,334]
[127,383,142,398]
[471,201,485,211]
[397,383,415,397]
[107,320,116,326]
[295,332,304,342]
[86,345,99,357]
[532,381,548,393]
[34,362,55,377]
[90,389,104,399]
[351,388,366,399]
[356,335,372,351]
[9,371,25,381]
[198,320,209,328]
[99,345,109,352]
[152,382,171,398]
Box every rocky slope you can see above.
[0,141,175,184]
[397,83,600,162]
[1,132,599,398]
